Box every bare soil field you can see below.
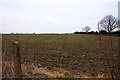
[2,34,119,79]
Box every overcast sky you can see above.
[0,0,119,33]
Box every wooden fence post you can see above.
[12,41,22,78]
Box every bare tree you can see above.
[82,26,91,33]
[99,15,118,33]
[118,20,120,31]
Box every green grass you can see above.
[2,34,119,78]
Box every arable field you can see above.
[2,34,119,79]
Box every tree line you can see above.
[74,15,120,35]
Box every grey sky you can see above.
[0,0,119,33]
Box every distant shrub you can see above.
[74,31,98,34]
[74,32,87,34]
[111,31,120,34]
[99,30,107,34]
[88,31,98,34]
[74,31,79,34]
[11,33,14,34]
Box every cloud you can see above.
[0,0,119,33]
